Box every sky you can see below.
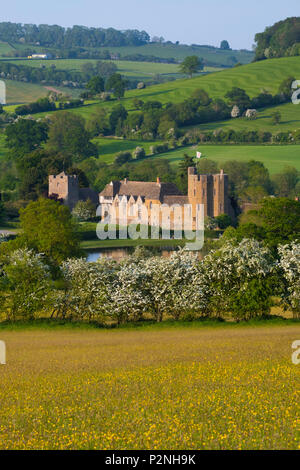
[1,0,300,49]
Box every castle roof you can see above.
[100,180,182,201]
[163,195,189,206]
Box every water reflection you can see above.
[86,247,178,262]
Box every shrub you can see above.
[1,249,51,321]
[72,199,96,221]
[132,146,146,160]
[114,151,132,165]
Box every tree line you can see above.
[1,196,300,323]
[255,17,300,61]
[84,77,294,142]
[0,22,150,47]
[2,113,300,208]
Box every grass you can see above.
[94,137,162,164]
[147,144,300,174]
[2,58,209,82]
[78,43,254,66]
[82,238,186,250]
[191,102,300,133]
[1,80,81,105]
[0,323,299,449]
[28,57,300,127]
[1,56,300,111]
[2,42,254,67]
[0,42,14,56]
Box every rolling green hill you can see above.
[94,137,162,163]
[91,135,300,175]
[190,102,300,133]
[144,144,300,174]
[113,56,300,104]
[1,58,220,83]
[0,41,254,68]
[22,56,300,124]
[0,41,14,56]
[2,79,81,104]
[3,56,300,109]
[2,56,300,178]
[87,43,254,67]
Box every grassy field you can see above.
[1,58,221,82]
[25,57,300,123]
[146,144,300,174]
[1,80,81,105]
[0,323,299,449]
[71,43,254,66]
[2,121,300,175]
[3,80,51,104]
[0,41,254,67]
[94,137,162,163]
[110,56,300,105]
[0,41,14,56]
[191,102,300,133]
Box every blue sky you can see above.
[1,0,300,49]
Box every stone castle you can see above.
[48,172,99,210]
[49,168,233,225]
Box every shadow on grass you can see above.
[0,315,298,331]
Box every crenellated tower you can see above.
[48,171,79,210]
[187,167,229,218]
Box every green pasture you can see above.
[0,41,14,56]
[149,144,300,174]
[83,43,254,66]
[94,137,161,164]
[27,57,300,123]
[2,41,254,67]
[1,80,81,104]
[0,57,222,83]
[118,56,300,103]
[191,102,300,133]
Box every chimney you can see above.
[124,178,128,184]
[157,177,161,185]
[220,169,224,175]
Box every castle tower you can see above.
[213,169,229,217]
[188,167,230,218]
[187,167,214,217]
[48,172,79,210]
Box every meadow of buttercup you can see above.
[0,324,299,450]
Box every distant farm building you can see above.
[28,54,51,59]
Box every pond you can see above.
[86,246,180,262]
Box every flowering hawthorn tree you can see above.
[60,257,118,321]
[162,250,209,320]
[108,262,149,324]
[2,248,51,321]
[72,199,96,221]
[137,250,209,322]
[201,239,275,320]
[278,241,300,318]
